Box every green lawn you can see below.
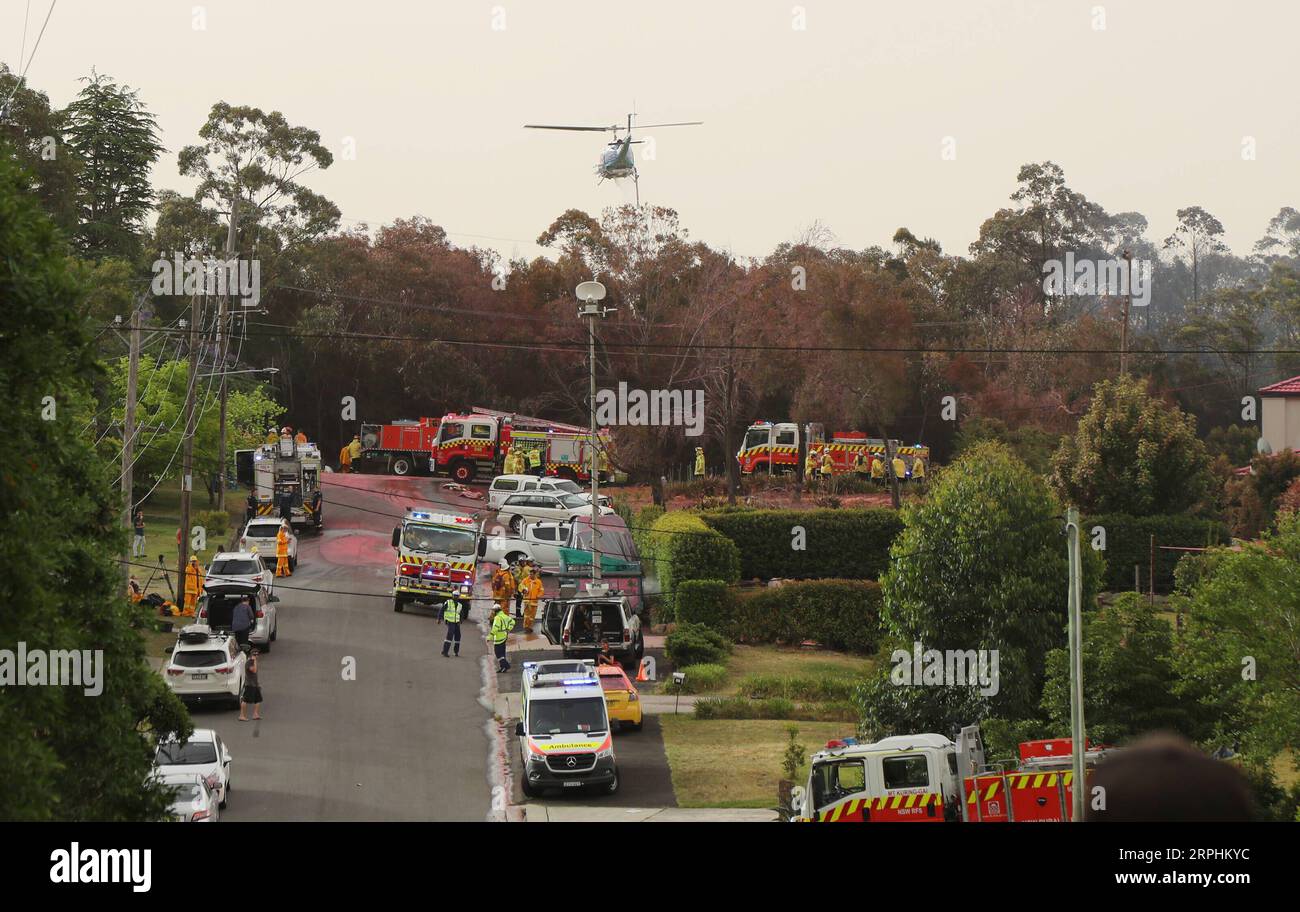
[130,487,244,598]
[659,717,852,808]
[651,643,873,696]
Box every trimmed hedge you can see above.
[632,505,665,561]
[737,674,859,703]
[731,579,883,654]
[665,621,732,667]
[700,508,903,581]
[676,579,732,628]
[667,662,728,694]
[1086,513,1229,594]
[649,511,741,617]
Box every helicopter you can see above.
[524,113,702,204]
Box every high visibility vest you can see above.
[821,456,833,476]
[892,457,906,478]
[528,449,541,468]
[490,612,515,644]
[348,440,363,459]
[805,455,817,475]
[266,432,278,444]
[871,458,884,478]
[913,459,926,479]
[523,577,544,601]
[185,565,202,594]
[694,451,705,476]
[854,453,866,471]
[443,600,464,623]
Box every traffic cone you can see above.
[635,659,648,682]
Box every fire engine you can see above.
[390,508,485,614]
[358,407,611,483]
[790,724,1112,823]
[737,420,929,478]
[235,434,324,533]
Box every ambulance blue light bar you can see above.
[561,678,598,687]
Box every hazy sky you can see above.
[7,0,1299,262]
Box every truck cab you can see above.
[793,733,959,823]
[737,421,800,475]
[390,509,481,614]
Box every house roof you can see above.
[1259,375,1300,395]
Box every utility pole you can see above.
[1064,506,1087,822]
[1119,249,1132,376]
[121,307,141,586]
[216,196,238,512]
[576,280,609,583]
[177,293,201,596]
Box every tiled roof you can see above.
[1259,375,1300,395]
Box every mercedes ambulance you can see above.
[515,663,619,798]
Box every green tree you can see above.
[1163,205,1228,304]
[859,442,1101,735]
[1051,374,1214,515]
[1170,513,1300,766]
[62,70,165,259]
[0,63,79,232]
[0,152,189,820]
[1041,593,1199,744]
[954,416,1061,477]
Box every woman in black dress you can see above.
[239,649,263,721]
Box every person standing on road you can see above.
[870,454,885,486]
[132,509,146,557]
[694,446,705,478]
[232,595,254,647]
[510,561,527,616]
[275,524,292,577]
[492,564,516,617]
[521,565,544,633]
[441,598,464,657]
[239,649,263,721]
[490,604,516,673]
[348,434,363,469]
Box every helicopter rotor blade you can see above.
[523,124,618,132]
[630,121,703,130]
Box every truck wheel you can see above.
[596,768,619,795]
[393,596,406,613]
[505,551,527,566]
[451,461,474,484]
[392,457,412,476]
[556,466,578,482]
[508,514,523,534]
[520,777,539,799]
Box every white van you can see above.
[515,664,619,798]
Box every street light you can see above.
[576,280,611,581]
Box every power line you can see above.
[1,0,55,115]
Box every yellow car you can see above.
[598,664,643,731]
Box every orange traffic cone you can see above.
[635,659,649,682]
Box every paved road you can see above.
[191,474,494,821]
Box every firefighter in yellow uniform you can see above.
[694,447,705,478]
[339,444,353,473]
[870,455,885,485]
[598,448,610,480]
[527,447,542,475]
[265,427,278,444]
[892,454,907,483]
[275,525,292,577]
[295,430,308,445]
[521,566,545,633]
[503,446,515,475]
[511,446,524,475]
[853,451,867,479]
[347,434,363,464]
[184,556,204,615]
[804,448,819,482]
[820,451,834,477]
[492,564,516,617]
[912,457,926,483]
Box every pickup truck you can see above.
[482,521,571,571]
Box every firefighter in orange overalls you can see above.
[521,566,545,633]
[275,525,292,577]
[183,556,204,615]
[491,563,516,617]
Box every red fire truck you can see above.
[736,420,929,478]
[359,407,611,483]
[790,725,1112,823]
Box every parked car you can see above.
[482,520,571,570]
[206,550,275,598]
[498,492,614,533]
[239,517,298,570]
[597,664,643,732]
[157,771,220,822]
[538,593,644,666]
[153,729,233,808]
[197,580,279,651]
[163,625,247,707]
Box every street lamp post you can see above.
[576,280,609,583]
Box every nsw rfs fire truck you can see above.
[359,407,610,483]
[390,508,485,614]
[236,433,324,532]
[737,420,929,478]
[790,725,1112,823]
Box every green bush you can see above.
[650,511,741,617]
[731,579,883,653]
[668,663,729,694]
[692,696,856,722]
[675,579,733,629]
[632,505,665,560]
[1086,513,1229,593]
[700,508,902,581]
[665,621,731,667]
[193,509,229,538]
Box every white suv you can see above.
[163,626,247,708]
[498,492,614,533]
[206,550,275,597]
[153,729,233,808]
